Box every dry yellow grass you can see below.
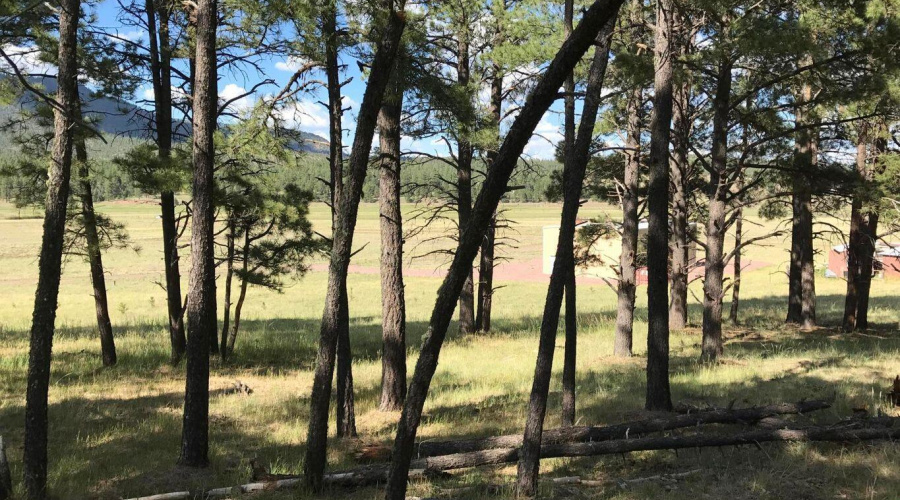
[0,200,897,499]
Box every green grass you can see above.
[0,199,898,499]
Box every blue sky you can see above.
[89,0,568,160]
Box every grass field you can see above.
[0,199,898,499]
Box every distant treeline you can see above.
[0,133,564,204]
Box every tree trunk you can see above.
[516,15,617,497]
[24,1,79,497]
[842,128,866,332]
[700,60,732,363]
[559,0,578,429]
[161,191,186,363]
[788,74,817,328]
[0,436,10,500]
[729,198,743,326]
[856,134,884,331]
[179,0,217,468]
[644,0,675,411]
[668,49,691,330]
[477,60,504,333]
[378,72,407,412]
[614,86,642,358]
[226,229,250,354]
[335,282,357,438]
[384,4,625,499]
[74,131,117,367]
[304,6,405,490]
[146,0,185,364]
[476,215,496,331]
[857,211,878,330]
[456,27,476,336]
[220,220,235,361]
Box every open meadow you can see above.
[0,199,898,499]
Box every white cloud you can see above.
[524,118,563,159]
[279,99,330,134]
[219,83,254,113]
[0,44,56,75]
[275,56,311,73]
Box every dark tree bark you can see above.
[75,133,117,367]
[23,2,79,497]
[227,229,250,354]
[613,86,642,358]
[476,58,504,333]
[788,75,817,329]
[384,3,625,499]
[700,60,732,362]
[335,283,357,438]
[180,0,217,468]
[318,0,358,439]
[729,179,743,326]
[456,24,476,336]
[645,0,675,411]
[668,26,691,331]
[842,128,866,332]
[559,0,578,428]
[856,134,885,330]
[856,211,879,330]
[146,0,186,364]
[378,72,407,412]
[476,214,496,331]
[303,6,405,490]
[220,219,235,360]
[515,15,617,497]
[0,436,10,500]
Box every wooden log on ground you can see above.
[413,399,830,457]
[125,413,893,499]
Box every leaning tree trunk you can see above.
[378,71,407,412]
[383,4,625,499]
[24,1,80,497]
[146,0,186,364]
[456,28,476,336]
[75,135,117,367]
[180,0,217,468]
[700,60,732,363]
[645,0,675,411]
[668,55,691,331]
[613,85,642,358]
[304,7,405,491]
[515,14,617,497]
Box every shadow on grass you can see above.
[0,292,897,497]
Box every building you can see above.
[542,220,697,284]
[825,242,900,279]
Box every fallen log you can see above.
[126,411,893,500]
[412,399,830,457]
[407,419,899,472]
